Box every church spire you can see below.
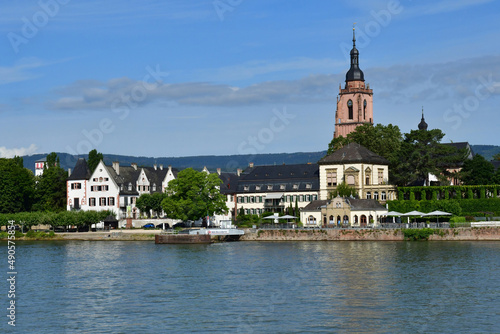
[418,107,428,130]
[346,24,364,82]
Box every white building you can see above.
[67,159,177,218]
[318,143,396,202]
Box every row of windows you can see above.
[237,194,318,204]
[71,183,82,190]
[366,191,387,201]
[89,197,115,207]
[244,208,266,215]
[119,184,158,192]
[243,184,312,191]
[92,177,109,182]
[91,185,109,192]
[328,169,385,186]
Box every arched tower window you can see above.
[348,100,353,120]
[363,100,367,120]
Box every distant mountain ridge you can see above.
[22,151,328,173]
[21,145,500,173]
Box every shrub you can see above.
[403,228,436,241]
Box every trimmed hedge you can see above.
[388,198,500,216]
[0,211,113,230]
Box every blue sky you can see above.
[1,0,500,159]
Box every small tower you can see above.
[334,26,374,138]
[418,107,428,131]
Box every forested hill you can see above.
[21,145,500,173]
[22,151,328,173]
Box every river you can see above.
[1,240,499,333]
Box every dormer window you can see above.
[244,186,249,191]
[256,185,261,191]
[293,184,299,190]
[280,184,285,190]
[306,183,312,189]
[128,183,132,191]
[153,183,156,191]
[267,185,273,190]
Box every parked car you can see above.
[173,222,190,229]
[142,223,155,229]
[156,223,170,229]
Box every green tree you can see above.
[136,194,153,217]
[493,153,500,161]
[0,157,35,213]
[327,123,402,162]
[329,181,358,199]
[161,168,228,221]
[33,153,68,212]
[136,193,166,218]
[460,154,495,185]
[87,149,104,173]
[391,129,467,186]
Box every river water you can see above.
[1,240,499,333]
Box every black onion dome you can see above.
[418,110,428,130]
[346,28,365,82]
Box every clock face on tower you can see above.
[347,100,353,107]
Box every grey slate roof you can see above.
[106,165,141,196]
[219,172,239,195]
[237,164,320,193]
[347,198,386,210]
[302,200,329,211]
[318,143,389,165]
[443,142,474,159]
[142,167,169,193]
[492,160,500,171]
[68,158,91,181]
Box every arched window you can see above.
[348,100,353,119]
[363,99,367,119]
[329,215,334,224]
[365,175,370,185]
[366,192,371,199]
[374,192,379,200]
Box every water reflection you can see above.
[2,241,499,333]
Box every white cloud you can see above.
[0,144,38,158]
[45,55,500,111]
[0,58,45,85]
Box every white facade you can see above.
[67,179,88,211]
[236,191,319,216]
[67,160,178,219]
[86,161,121,216]
[319,163,394,201]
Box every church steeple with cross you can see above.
[334,25,374,139]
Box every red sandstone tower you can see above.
[334,27,373,138]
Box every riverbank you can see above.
[3,227,500,241]
[240,227,500,241]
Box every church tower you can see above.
[334,27,374,138]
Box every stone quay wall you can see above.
[240,227,500,241]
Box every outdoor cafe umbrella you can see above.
[385,211,402,223]
[401,210,425,224]
[263,215,280,224]
[422,210,452,224]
